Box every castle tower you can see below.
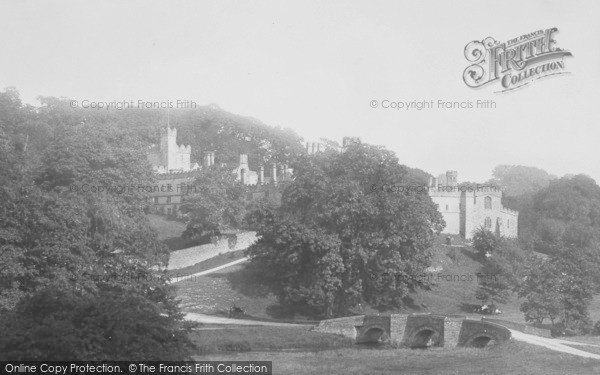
[150,126,195,173]
[446,171,458,187]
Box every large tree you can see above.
[0,91,194,359]
[181,167,247,242]
[247,143,444,317]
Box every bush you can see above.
[472,227,501,256]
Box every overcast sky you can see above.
[1,0,598,183]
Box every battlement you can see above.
[154,169,202,180]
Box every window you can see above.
[446,204,449,211]
[167,196,171,204]
[484,196,492,209]
[484,217,492,229]
[154,197,159,204]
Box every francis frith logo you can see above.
[463,27,572,92]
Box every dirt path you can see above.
[167,232,256,270]
[168,257,248,284]
[184,312,315,327]
[509,329,600,359]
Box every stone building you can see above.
[428,171,518,239]
[147,127,200,174]
[146,127,204,215]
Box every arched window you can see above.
[484,217,492,229]
[484,196,492,209]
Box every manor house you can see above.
[146,126,292,215]
[429,171,518,239]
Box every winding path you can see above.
[184,312,314,327]
[509,329,600,359]
[168,257,248,284]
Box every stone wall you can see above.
[389,314,408,344]
[443,316,465,347]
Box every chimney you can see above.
[210,152,215,166]
[203,151,211,167]
[312,143,316,154]
[259,165,264,185]
[272,163,277,185]
[306,142,311,154]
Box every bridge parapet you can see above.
[313,313,510,348]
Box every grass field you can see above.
[174,236,529,321]
[189,326,353,355]
[174,234,600,324]
[188,325,600,373]
[200,341,600,375]
[147,214,198,250]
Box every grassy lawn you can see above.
[200,341,600,375]
[189,326,353,355]
[147,214,199,250]
[175,264,283,320]
[168,249,246,278]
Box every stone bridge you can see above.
[313,314,511,348]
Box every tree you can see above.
[181,167,247,242]
[472,227,500,257]
[0,92,193,359]
[519,248,596,334]
[247,143,444,317]
[0,286,193,360]
[475,238,529,306]
[490,165,555,197]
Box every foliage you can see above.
[490,165,556,198]
[472,227,500,257]
[0,286,194,360]
[518,248,596,334]
[475,238,529,305]
[247,143,444,317]
[181,167,247,240]
[0,89,193,359]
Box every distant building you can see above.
[428,171,518,239]
[147,127,200,174]
[146,127,203,215]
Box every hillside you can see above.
[169,233,517,322]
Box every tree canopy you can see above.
[247,143,444,317]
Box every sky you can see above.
[1,0,599,183]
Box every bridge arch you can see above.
[457,321,510,348]
[407,325,442,348]
[463,333,498,348]
[357,325,388,343]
